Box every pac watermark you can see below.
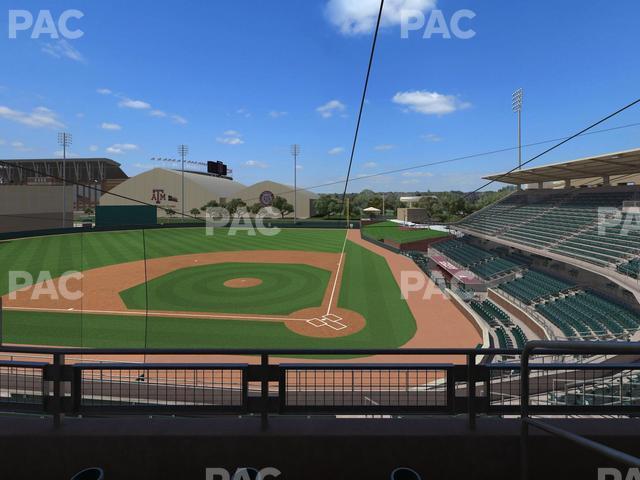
[8,270,83,300]
[598,467,640,480]
[8,9,84,39]
[401,9,476,40]
[205,206,283,237]
[597,207,640,236]
[205,467,281,480]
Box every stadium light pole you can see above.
[512,88,524,189]
[178,145,189,219]
[291,144,300,224]
[58,132,72,227]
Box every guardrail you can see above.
[0,345,638,431]
[520,341,640,480]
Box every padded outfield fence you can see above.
[0,344,639,428]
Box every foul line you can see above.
[326,231,349,315]
[3,306,312,323]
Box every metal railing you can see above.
[0,344,638,432]
[520,340,640,480]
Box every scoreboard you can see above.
[207,161,228,177]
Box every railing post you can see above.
[53,353,65,428]
[467,353,476,431]
[520,345,531,480]
[261,353,269,430]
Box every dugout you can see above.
[95,205,157,227]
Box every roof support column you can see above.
[538,181,544,189]
[564,179,571,189]
[603,174,610,186]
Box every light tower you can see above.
[291,144,300,223]
[512,88,523,169]
[178,144,189,218]
[57,132,72,227]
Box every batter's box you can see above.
[326,322,348,331]
[323,313,343,322]
[306,318,327,328]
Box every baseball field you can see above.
[0,227,426,349]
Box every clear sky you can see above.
[1,0,640,193]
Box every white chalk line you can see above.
[325,230,349,316]
[3,306,312,323]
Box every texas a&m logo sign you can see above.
[151,189,166,204]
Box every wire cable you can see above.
[463,98,640,199]
[340,0,385,212]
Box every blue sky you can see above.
[1,0,640,192]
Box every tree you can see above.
[225,198,247,216]
[165,208,176,217]
[190,208,200,217]
[272,196,293,219]
[200,200,219,212]
[84,207,94,215]
[249,203,263,215]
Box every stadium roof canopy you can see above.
[483,148,640,185]
[0,157,127,184]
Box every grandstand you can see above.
[456,150,640,287]
[436,149,640,343]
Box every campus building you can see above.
[99,167,318,218]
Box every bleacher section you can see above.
[456,188,640,276]
[535,291,640,340]
[499,270,576,304]
[470,299,526,349]
[433,239,524,279]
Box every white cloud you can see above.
[96,88,112,95]
[316,99,345,118]
[76,112,85,118]
[172,115,188,125]
[296,164,303,170]
[245,160,268,168]
[422,133,442,142]
[41,39,85,62]
[402,171,433,177]
[374,144,394,151]
[0,138,5,145]
[325,0,437,35]
[236,108,251,118]
[363,161,378,168]
[106,143,139,154]
[118,98,151,110]
[0,105,65,129]
[11,141,32,152]
[328,147,345,155]
[101,122,122,131]
[217,130,244,145]
[88,145,99,152]
[393,90,470,115]
[269,110,288,118]
[150,109,167,117]
[217,137,244,145]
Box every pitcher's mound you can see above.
[223,277,263,288]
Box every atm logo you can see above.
[151,189,166,204]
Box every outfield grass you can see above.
[1,231,416,349]
[362,221,448,243]
[120,262,330,315]
[0,227,345,295]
